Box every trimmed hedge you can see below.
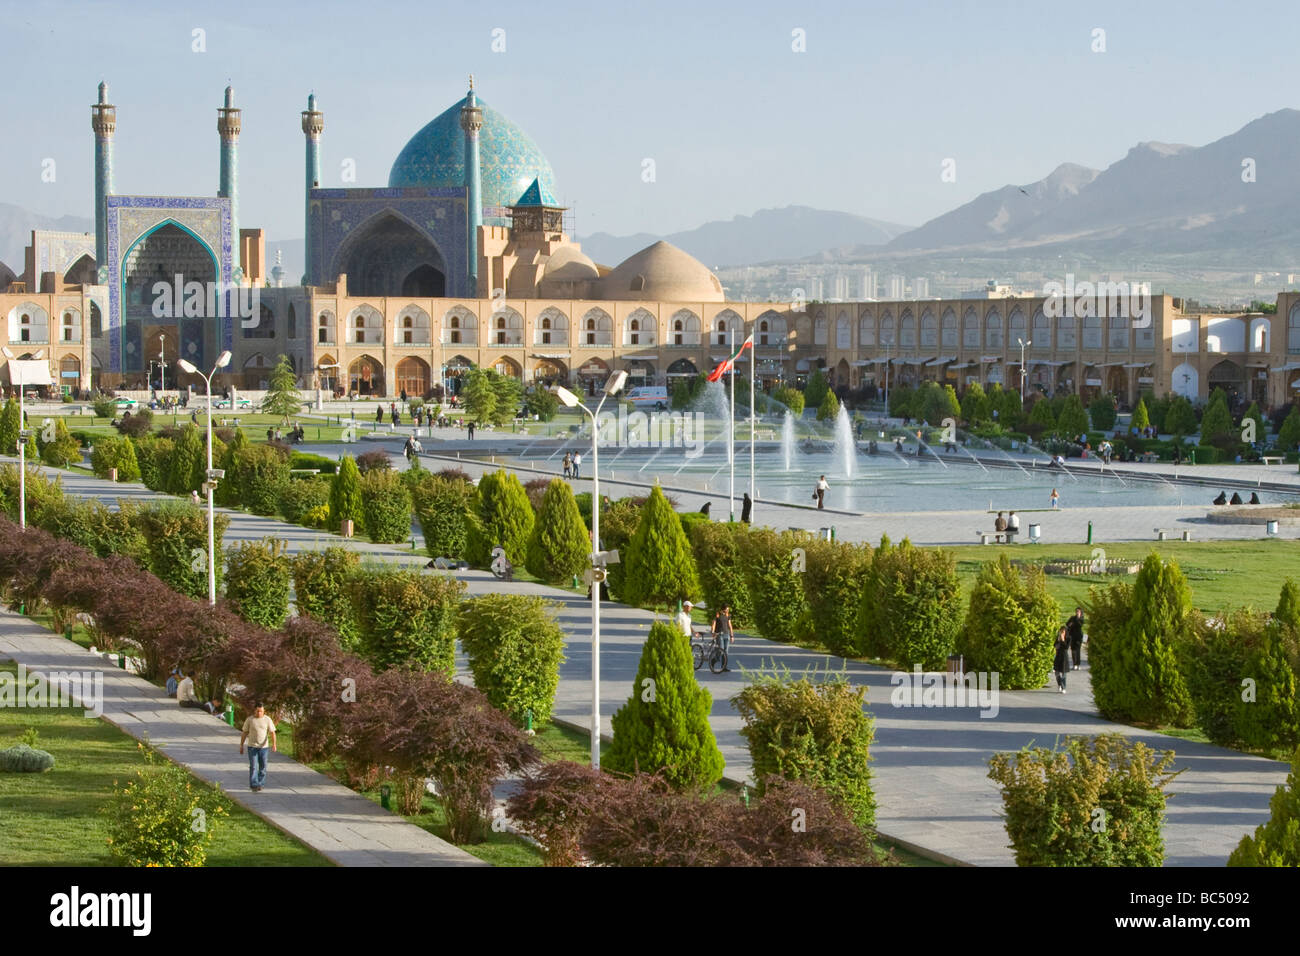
[733,669,876,829]
[290,547,361,650]
[958,555,1060,690]
[350,567,465,676]
[0,744,56,772]
[227,443,291,516]
[277,477,331,525]
[858,538,962,669]
[359,469,412,544]
[412,475,475,560]
[525,480,590,585]
[224,538,291,630]
[458,593,566,727]
[90,435,141,482]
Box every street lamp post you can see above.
[1018,337,1032,402]
[315,362,340,410]
[158,334,166,394]
[553,370,628,769]
[178,350,232,605]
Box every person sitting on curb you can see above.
[176,668,204,709]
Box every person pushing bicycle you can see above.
[711,604,734,672]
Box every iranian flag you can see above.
[706,334,754,382]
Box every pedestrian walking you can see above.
[814,475,828,509]
[1053,627,1070,693]
[403,435,416,461]
[711,603,734,671]
[562,452,572,479]
[376,405,384,423]
[1049,488,1059,509]
[1066,607,1085,669]
[467,421,475,440]
[675,601,695,640]
[572,452,582,478]
[239,702,278,792]
[741,492,753,524]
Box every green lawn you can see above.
[944,538,1300,614]
[0,661,331,867]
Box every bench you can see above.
[1261,456,1283,466]
[977,531,1008,545]
[1139,452,1159,463]
[1155,528,1192,542]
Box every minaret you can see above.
[301,92,324,285]
[91,81,116,275]
[459,75,484,296]
[217,85,242,258]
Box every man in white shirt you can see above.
[675,601,695,640]
[176,669,203,709]
[239,702,278,792]
[572,452,583,479]
[1007,511,1021,542]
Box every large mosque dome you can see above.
[598,241,724,302]
[388,95,559,219]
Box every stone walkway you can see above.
[10,457,1294,866]
[0,609,482,867]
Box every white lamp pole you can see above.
[158,334,166,394]
[179,350,231,605]
[554,370,627,769]
[1018,337,1032,402]
[2,347,43,529]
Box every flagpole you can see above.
[728,326,735,522]
[748,335,755,506]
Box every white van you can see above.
[624,385,669,410]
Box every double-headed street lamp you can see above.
[178,350,232,605]
[553,370,628,769]
[1018,337,1032,402]
[2,347,46,529]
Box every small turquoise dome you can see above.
[388,96,559,222]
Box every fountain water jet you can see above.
[832,404,856,479]
[782,410,795,471]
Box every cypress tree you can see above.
[803,368,829,411]
[620,484,700,609]
[1090,553,1196,727]
[166,424,205,495]
[1198,388,1233,443]
[958,555,1060,689]
[525,479,590,584]
[1027,397,1056,434]
[475,469,534,567]
[0,399,18,455]
[329,454,365,533]
[1228,748,1300,866]
[816,390,840,422]
[961,383,990,424]
[40,417,82,468]
[216,428,248,506]
[1278,405,1300,453]
[1131,397,1150,432]
[1057,393,1089,437]
[606,620,725,791]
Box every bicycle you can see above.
[690,629,728,674]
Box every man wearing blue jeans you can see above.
[239,702,277,792]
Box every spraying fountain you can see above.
[832,404,856,479]
[782,410,795,471]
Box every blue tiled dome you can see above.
[388,96,559,221]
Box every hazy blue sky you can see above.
[4,0,1298,242]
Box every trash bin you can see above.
[819,527,832,541]
[1267,519,1279,536]
[1028,523,1041,542]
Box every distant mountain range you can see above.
[884,108,1300,261]
[8,108,1300,287]
[578,206,913,269]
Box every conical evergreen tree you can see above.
[525,479,590,584]
[1057,394,1089,437]
[958,555,1060,689]
[1091,553,1195,727]
[329,454,365,533]
[0,399,18,455]
[816,390,840,422]
[1228,748,1300,866]
[605,620,724,791]
[216,428,248,506]
[474,468,534,566]
[620,484,700,609]
[40,417,82,468]
[1131,397,1150,432]
[1236,616,1300,750]
[1199,387,1233,443]
[261,354,303,423]
[167,424,205,494]
[961,383,990,425]
[1274,578,1300,636]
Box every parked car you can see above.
[214,398,253,409]
[114,397,138,409]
